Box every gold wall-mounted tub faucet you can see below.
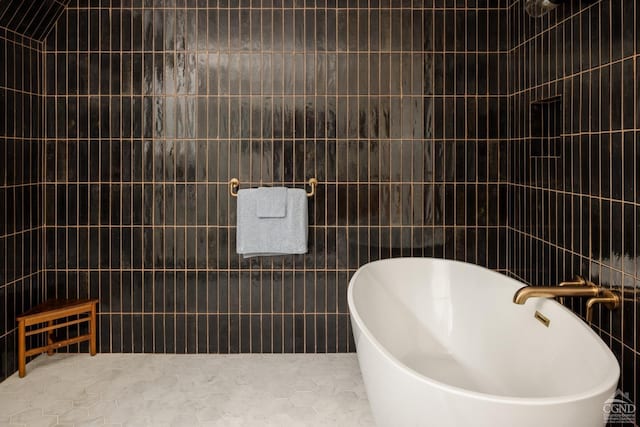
[512,277,620,324]
[512,283,600,304]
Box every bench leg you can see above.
[47,321,55,356]
[18,321,26,378]
[90,304,97,356]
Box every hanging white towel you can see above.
[236,187,308,257]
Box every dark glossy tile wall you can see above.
[0,0,70,42]
[41,1,509,355]
[509,0,639,420]
[0,28,43,382]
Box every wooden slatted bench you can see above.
[17,299,98,378]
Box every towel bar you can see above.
[229,178,318,198]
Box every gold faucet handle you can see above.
[585,290,621,324]
[557,276,590,305]
[559,276,588,287]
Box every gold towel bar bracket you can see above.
[229,178,240,197]
[229,178,318,198]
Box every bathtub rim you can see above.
[347,257,620,407]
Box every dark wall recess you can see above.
[530,96,561,158]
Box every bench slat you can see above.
[25,334,92,358]
[25,317,91,337]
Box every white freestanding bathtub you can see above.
[348,258,619,427]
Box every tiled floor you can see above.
[0,354,374,427]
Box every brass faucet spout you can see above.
[512,285,599,305]
[512,279,621,325]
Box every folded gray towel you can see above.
[256,187,287,218]
[236,187,308,257]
